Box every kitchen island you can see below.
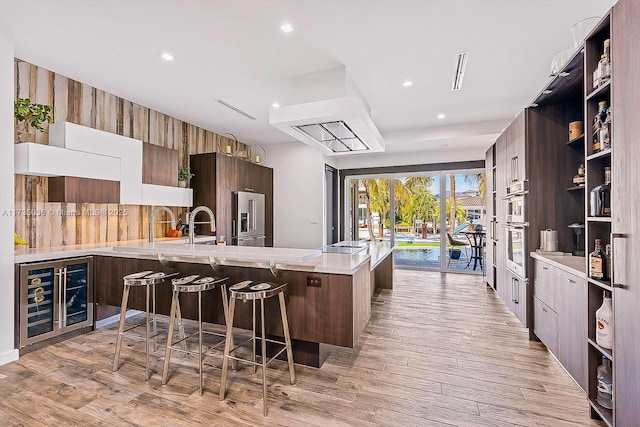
[15,239,394,367]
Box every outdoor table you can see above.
[462,230,486,271]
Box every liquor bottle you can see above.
[589,239,605,280]
[596,355,613,409]
[592,101,608,153]
[601,106,612,151]
[602,167,611,216]
[596,290,614,350]
[590,168,611,217]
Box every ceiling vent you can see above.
[451,52,469,91]
[269,66,384,156]
[214,99,256,120]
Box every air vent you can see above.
[214,99,256,120]
[451,52,469,91]
[295,121,369,153]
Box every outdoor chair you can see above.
[447,232,469,268]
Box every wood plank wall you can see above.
[13,59,247,248]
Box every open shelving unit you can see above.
[583,12,615,427]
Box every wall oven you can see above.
[505,224,527,278]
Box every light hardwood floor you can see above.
[0,270,603,426]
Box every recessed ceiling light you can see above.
[281,23,293,33]
[272,102,280,108]
[437,114,445,119]
[402,80,413,87]
[160,52,174,61]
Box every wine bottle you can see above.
[589,239,605,280]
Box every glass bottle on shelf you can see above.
[603,167,611,216]
[592,101,609,154]
[590,168,611,217]
[590,239,606,280]
[596,355,613,409]
[596,290,614,349]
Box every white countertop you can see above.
[530,251,586,278]
[15,239,394,275]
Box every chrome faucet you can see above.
[149,206,177,243]
[188,206,216,245]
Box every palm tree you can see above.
[369,178,410,237]
[361,179,378,241]
[463,173,486,197]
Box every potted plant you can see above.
[178,167,194,187]
[14,98,53,142]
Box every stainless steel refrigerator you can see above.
[232,191,266,246]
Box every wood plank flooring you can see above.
[0,270,602,426]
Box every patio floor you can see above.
[393,246,484,273]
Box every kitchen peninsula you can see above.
[14,239,394,367]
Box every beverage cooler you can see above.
[18,257,93,350]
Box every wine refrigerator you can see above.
[18,257,93,350]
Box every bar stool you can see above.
[161,274,229,396]
[113,270,177,380]
[219,281,296,416]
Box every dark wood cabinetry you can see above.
[93,255,369,367]
[190,153,273,246]
[484,146,495,289]
[533,258,587,391]
[607,1,640,425]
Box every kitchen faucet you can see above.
[188,206,216,245]
[149,206,177,243]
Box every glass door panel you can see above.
[64,262,89,326]
[393,175,442,269]
[24,266,56,339]
[445,173,486,273]
[358,178,391,242]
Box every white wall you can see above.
[0,26,17,365]
[264,143,336,249]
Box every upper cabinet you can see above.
[14,122,192,206]
[190,153,274,246]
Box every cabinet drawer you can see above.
[534,296,558,356]
[534,260,556,310]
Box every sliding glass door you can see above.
[346,169,485,274]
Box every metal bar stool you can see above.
[161,274,229,396]
[219,280,296,416]
[113,270,178,380]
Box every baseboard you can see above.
[0,348,19,366]
[95,309,143,329]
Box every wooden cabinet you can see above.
[533,296,558,356]
[533,258,587,391]
[505,269,527,326]
[505,113,526,185]
[609,0,640,425]
[484,146,495,289]
[534,260,556,311]
[494,133,508,304]
[558,269,587,391]
[190,153,274,246]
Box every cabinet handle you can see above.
[542,266,548,270]
[512,278,519,304]
[62,267,67,328]
[57,268,63,326]
[568,279,576,284]
[610,233,625,290]
[541,306,547,313]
